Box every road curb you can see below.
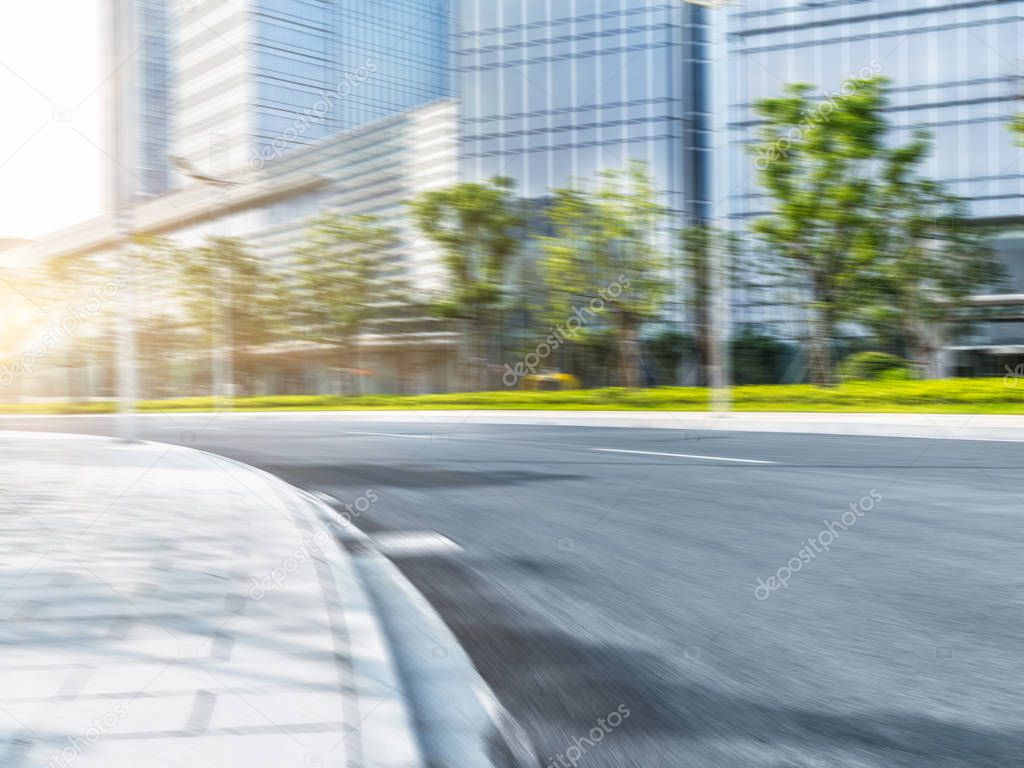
[185,448,426,768]
[8,410,1024,442]
[303,492,537,768]
[205,449,536,768]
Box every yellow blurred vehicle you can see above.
[521,372,581,391]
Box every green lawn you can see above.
[1,379,1022,415]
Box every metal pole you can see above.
[710,236,731,412]
[114,211,138,440]
[685,0,732,411]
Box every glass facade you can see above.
[725,0,1024,223]
[457,0,711,221]
[134,0,174,197]
[250,0,451,155]
[177,0,452,176]
[724,0,1024,363]
[335,0,452,130]
[252,0,343,154]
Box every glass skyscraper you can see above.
[105,0,175,201]
[175,0,452,178]
[335,0,452,130]
[724,0,1022,223]
[456,0,712,222]
[250,0,345,154]
[722,0,1024,366]
[134,0,174,197]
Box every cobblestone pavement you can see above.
[0,434,421,768]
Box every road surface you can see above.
[2,413,1023,767]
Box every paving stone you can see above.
[0,436,425,767]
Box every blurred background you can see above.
[0,0,1022,403]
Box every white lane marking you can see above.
[593,448,776,465]
[345,431,434,440]
[372,531,463,557]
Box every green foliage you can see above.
[410,177,525,387]
[645,330,693,385]
[751,76,892,385]
[7,379,1024,415]
[750,75,1003,384]
[541,161,670,387]
[409,177,524,319]
[877,367,914,382]
[295,213,402,349]
[1012,115,1024,146]
[160,236,282,396]
[840,351,912,381]
[861,141,1003,376]
[732,330,788,385]
[174,236,281,348]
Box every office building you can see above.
[722,0,1024,374]
[7,100,460,399]
[106,0,176,201]
[175,0,452,179]
[456,0,712,222]
[135,0,176,196]
[335,0,452,130]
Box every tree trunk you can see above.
[337,344,348,395]
[807,308,836,386]
[477,318,489,391]
[908,323,943,379]
[617,318,641,388]
[696,302,711,388]
[352,342,363,395]
[460,317,473,393]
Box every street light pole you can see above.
[684,0,732,411]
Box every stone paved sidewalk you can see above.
[0,433,422,768]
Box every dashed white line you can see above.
[345,431,434,440]
[372,531,463,557]
[593,448,775,465]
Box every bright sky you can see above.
[0,1,103,240]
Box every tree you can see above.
[751,76,890,385]
[174,236,281,397]
[24,239,177,400]
[295,213,402,394]
[410,177,524,390]
[861,141,1003,377]
[753,76,1006,383]
[541,161,670,388]
[1012,114,1024,145]
[124,236,189,399]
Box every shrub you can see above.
[732,331,788,385]
[840,352,912,381]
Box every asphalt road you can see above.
[3,413,1024,767]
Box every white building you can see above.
[3,100,460,400]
